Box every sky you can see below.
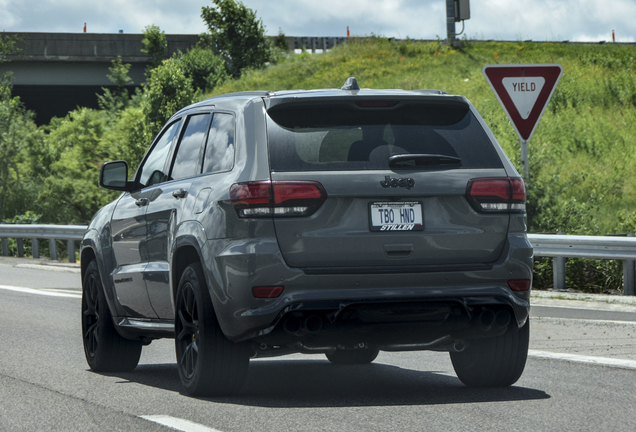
[1,0,635,43]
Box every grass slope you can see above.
[210,38,636,291]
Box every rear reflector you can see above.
[230,181,327,218]
[466,177,526,213]
[508,280,531,291]
[252,286,284,298]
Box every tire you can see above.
[326,347,380,365]
[81,260,142,372]
[175,263,250,396]
[450,319,530,387]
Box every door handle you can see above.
[172,189,187,199]
[135,198,149,207]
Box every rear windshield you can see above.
[266,101,503,172]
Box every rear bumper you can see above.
[201,233,533,343]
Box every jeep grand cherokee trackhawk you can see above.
[80,78,533,396]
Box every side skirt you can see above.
[114,317,175,340]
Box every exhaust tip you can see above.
[283,315,302,335]
[478,308,496,331]
[495,310,511,328]
[304,315,323,333]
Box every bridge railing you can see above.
[0,225,634,294]
[0,224,87,263]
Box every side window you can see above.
[202,113,235,174]
[170,113,212,181]
[138,119,182,188]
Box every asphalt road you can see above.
[1,258,636,431]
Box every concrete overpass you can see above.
[0,32,199,124]
[0,32,351,124]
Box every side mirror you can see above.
[100,161,134,191]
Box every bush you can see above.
[173,47,229,93]
[141,59,195,139]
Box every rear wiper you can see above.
[388,153,462,168]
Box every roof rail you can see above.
[204,90,275,101]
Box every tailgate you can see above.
[265,97,514,270]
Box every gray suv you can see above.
[81,78,533,396]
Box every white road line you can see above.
[0,284,82,299]
[533,316,636,326]
[529,350,636,369]
[533,304,636,313]
[140,415,223,432]
[14,263,81,274]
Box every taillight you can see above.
[466,177,526,213]
[230,181,327,218]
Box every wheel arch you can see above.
[172,239,203,304]
[171,232,239,339]
[80,229,127,318]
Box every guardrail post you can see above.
[32,238,40,259]
[553,256,566,290]
[49,239,57,260]
[552,232,566,290]
[16,238,24,257]
[67,240,76,263]
[623,234,635,296]
[1,238,8,256]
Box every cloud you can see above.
[1,0,207,34]
[1,0,634,42]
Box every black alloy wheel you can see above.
[82,266,100,360]
[176,278,199,381]
[175,262,250,396]
[81,260,142,372]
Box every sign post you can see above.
[482,64,563,182]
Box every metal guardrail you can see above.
[528,233,636,295]
[275,37,636,53]
[0,226,634,293]
[0,224,88,263]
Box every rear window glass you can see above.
[266,101,502,171]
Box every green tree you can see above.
[141,58,195,139]
[0,78,41,220]
[103,105,147,171]
[273,28,289,51]
[200,0,270,77]
[173,47,229,93]
[98,56,134,113]
[141,25,168,68]
[37,108,118,223]
[0,34,20,62]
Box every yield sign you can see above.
[482,64,563,141]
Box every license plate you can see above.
[370,202,423,231]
